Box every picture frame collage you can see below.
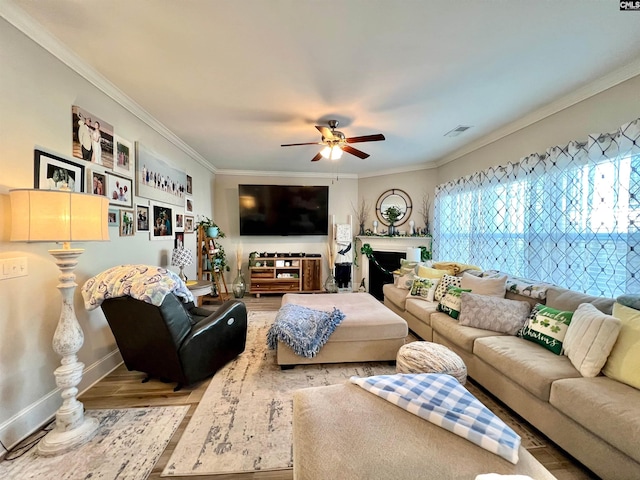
[34,105,195,246]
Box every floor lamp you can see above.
[9,188,109,456]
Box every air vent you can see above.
[444,125,473,138]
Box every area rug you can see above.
[0,406,188,480]
[162,310,400,476]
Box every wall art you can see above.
[108,208,119,227]
[136,143,187,207]
[72,106,114,169]
[151,203,173,240]
[87,168,107,196]
[106,173,133,207]
[34,149,84,192]
[114,135,135,177]
[184,215,195,233]
[136,203,150,232]
[119,209,135,237]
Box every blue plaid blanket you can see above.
[267,304,345,358]
[350,373,521,464]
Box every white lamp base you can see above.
[37,247,99,456]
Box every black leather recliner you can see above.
[100,295,247,390]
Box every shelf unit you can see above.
[196,226,230,303]
[249,255,322,297]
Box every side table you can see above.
[186,280,213,307]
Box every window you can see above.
[434,119,640,297]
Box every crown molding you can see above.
[434,58,640,168]
[0,2,216,174]
[215,168,358,179]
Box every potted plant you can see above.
[384,205,402,235]
[196,216,226,238]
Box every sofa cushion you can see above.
[474,336,581,401]
[517,304,573,355]
[563,303,621,377]
[431,313,506,353]
[546,286,615,315]
[383,283,409,310]
[460,272,507,297]
[408,277,439,302]
[458,292,531,335]
[437,287,470,319]
[434,274,462,301]
[602,302,640,389]
[405,298,438,325]
[550,376,640,464]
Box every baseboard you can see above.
[0,349,123,451]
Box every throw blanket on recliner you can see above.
[350,373,521,464]
[81,264,194,310]
[267,304,345,358]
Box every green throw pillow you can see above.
[437,286,471,319]
[517,304,573,355]
[408,277,439,302]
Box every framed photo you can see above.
[114,135,135,177]
[186,197,193,213]
[151,203,173,240]
[136,204,150,232]
[106,173,133,207]
[174,231,185,249]
[108,208,120,227]
[72,106,114,168]
[184,215,195,233]
[136,143,187,206]
[175,212,184,232]
[87,169,107,196]
[119,209,135,237]
[186,175,193,195]
[34,149,84,192]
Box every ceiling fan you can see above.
[281,120,385,162]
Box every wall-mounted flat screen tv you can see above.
[239,184,329,236]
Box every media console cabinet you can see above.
[249,255,322,296]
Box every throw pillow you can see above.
[563,303,621,377]
[407,277,439,302]
[434,274,462,302]
[416,265,450,280]
[397,272,416,290]
[397,259,425,275]
[460,272,507,298]
[437,287,471,319]
[602,302,640,389]
[517,304,573,355]
[458,292,531,335]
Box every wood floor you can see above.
[77,294,599,480]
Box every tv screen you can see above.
[239,184,329,236]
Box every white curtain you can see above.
[434,118,640,297]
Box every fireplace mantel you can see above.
[355,236,432,293]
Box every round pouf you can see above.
[396,341,467,385]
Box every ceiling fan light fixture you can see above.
[321,145,343,160]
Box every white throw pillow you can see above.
[396,272,416,290]
[406,277,439,302]
[563,303,621,377]
[460,272,507,297]
[434,274,462,301]
[458,292,531,335]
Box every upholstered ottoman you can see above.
[396,341,467,384]
[277,293,408,367]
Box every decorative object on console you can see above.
[171,247,193,282]
[232,245,246,298]
[352,198,371,236]
[9,188,109,455]
[372,220,378,234]
[383,205,402,236]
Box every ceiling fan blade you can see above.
[316,126,334,140]
[342,145,370,159]
[281,142,323,147]
[311,152,323,162]
[345,134,386,143]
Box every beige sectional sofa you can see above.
[383,276,640,480]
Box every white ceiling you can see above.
[4,0,640,176]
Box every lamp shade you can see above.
[10,189,110,243]
[171,247,193,267]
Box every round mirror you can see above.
[375,189,412,227]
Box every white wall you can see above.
[438,74,640,184]
[214,174,358,283]
[0,19,216,449]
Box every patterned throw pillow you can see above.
[407,277,439,302]
[458,292,531,334]
[397,272,417,290]
[517,304,573,355]
[437,287,471,319]
[434,274,462,302]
